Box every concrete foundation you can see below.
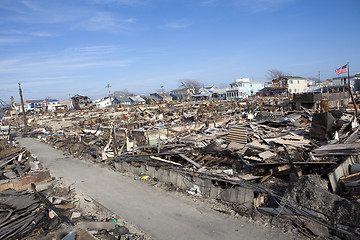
[293,91,350,109]
[114,161,254,205]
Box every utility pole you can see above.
[18,82,28,133]
[106,84,111,97]
[319,71,322,99]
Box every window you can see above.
[289,80,293,84]
[297,80,299,84]
[294,89,297,93]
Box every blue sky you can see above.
[1,0,359,102]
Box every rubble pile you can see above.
[7,97,360,239]
[286,175,360,228]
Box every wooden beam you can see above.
[150,156,182,166]
[178,154,201,168]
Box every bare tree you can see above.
[266,69,290,80]
[113,89,135,97]
[178,79,204,92]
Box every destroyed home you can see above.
[5,85,360,239]
[2,1,360,239]
[71,95,92,110]
[0,139,148,239]
[93,96,114,109]
[58,99,73,111]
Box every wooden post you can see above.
[321,99,328,112]
[113,125,118,156]
[18,83,28,133]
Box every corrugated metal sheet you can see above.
[227,126,247,146]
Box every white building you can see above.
[226,78,264,99]
[93,97,113,109]
[285,76,309,94]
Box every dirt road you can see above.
[18,137,297,240]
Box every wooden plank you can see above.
[219,157,229,163]
[255,161,336,167]
[149,156,182,166]
[0,170,51,192]
[193,154,204,162]
[178,154,201,168]
[202,156,220,167]
[340,172,360,183]
[198,155,210,164]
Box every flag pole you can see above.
[347,62,358,116]
[348,62,350,88]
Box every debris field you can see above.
[2,97,360,239]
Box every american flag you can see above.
[335,64,348,75]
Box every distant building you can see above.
[129,96,146,105]
[71,95,92,110]
[285,76,309,94]
[210,88,227,100]
[323,73,360,92]
[58,99,73,111]
[226,78,264,99]
[93,97,114,109]
[148,93,172,103]
[260,76,308,96]
[18,99,60,112]
[170,88,195,101]
[191,88,212,101]
[113,95,132,106]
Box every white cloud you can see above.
[201,0,295,12]
[125,18,137,23]
[0,1,139,35]
[73,46,120,54]
[201,0,220,6]
[91,0,145,5]
[77,12,117,31]
[0,37,26,45]
[234,0,295,12]
[75,12,137,33]
[21,0,43,12]
[30,32,57,37]
[0,46,133,83]
[161,19,192,29]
